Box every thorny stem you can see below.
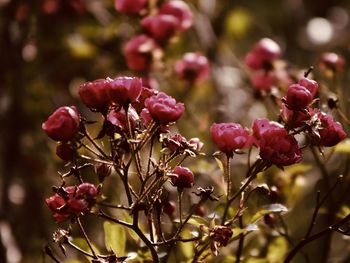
[76,217,97,259]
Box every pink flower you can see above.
[281,105,309,129]
[159,0,193,31]
[320,52,345,72]
[210,123,252,156]
[171,166,194,188]
[107,107,138,132]
[254,38,281,62]
[114,0,148,15]
[298,78,319,98]
[210,226,233,247]
[175,52,210,84]
[124,35,159,71]
[253,119,302,166]
[245,38,281,70]
[285,84,313,111]
[144,92,185,124]
[42,106,80,142]
[312,111,347,147]
[107,76,142,106]
[141,14,179,44]
[78,79,110,111]
[251,70,276,91]
[45,184,98,222]
[56,143,74,161]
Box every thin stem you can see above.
[96,202,131,210]
[304,191,321,239]
[192,242,210,263]
[284,213,350,263]
[98,210,133,228]
[178,188,184,225]
[83,129,109,159]
[226,155,232,200]
[76,217,97,259]
[67,239,94,258]
[236,215,245,263]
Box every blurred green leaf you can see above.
[70,237,100,261]
[66,33,96,58]
[103,221,126,256]
[187,215,208,227]
[337,205,350,218]
[225,9,252,38]
[179,229,195,260]
[334,139,350,153]
[267,237,288,263]
[284,163,313,175]
[250,204,288,223]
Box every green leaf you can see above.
[250,204,288,223]
[267,237,288,263]
[187,215,208,227]
[103,221,126,256]
[179,229,195,260]
[334,139,350,153]
[284,163,313,174]
[70,238,100,261]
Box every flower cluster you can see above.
[46,183,98,222]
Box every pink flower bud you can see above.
[210,123,252,156]
[175,52,210,84]
[114,0,148,15]
[124,35,158,71]
[56,143,74,161]
[78,79,110,110]
[42,106,80,142]
[141,14,179,44]
[107,76,142,106]
[298,77,319,98]
[159,0,193,31]
[285,84,313,111]
[171,166,194,188]
[144,92,185,124]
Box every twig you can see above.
[76,217,97,259]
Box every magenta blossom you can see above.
[42,106,80,142]
[144,92,185,124]
[210,123,252,156]
[175,52,210,84]
[78,78,110,111]
[114,0,148,15]
[252,119,302,166]
[311,110,347,147]
[141,14,179,44]
[124,35,159,71]
[159,0,193,31]
[171,166,194,188]
[285,84,313,111]
[107,76,142,106]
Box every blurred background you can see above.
[1,0,350,262]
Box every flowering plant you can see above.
[41,1,350,263]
